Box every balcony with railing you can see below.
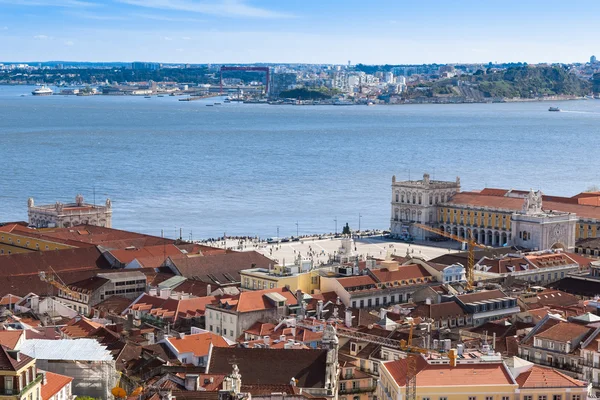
[340,385,378,395]
[0,373,43,396]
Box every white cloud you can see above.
[163,36,173,41]
[118,0,293,19]
[181,36,191,40]
[64,40,74,45]
[33,34,49,39]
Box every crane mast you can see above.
[413,223,488,290]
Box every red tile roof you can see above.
[515,365,586,388]
[41,371,73,400]
[534,322,591,343]
[457,289,511,304]
[383,356,514,387]
[0,331,24,350]
[336,275,377,289]
[109,244,186,267]
[170,251,274,284]
[221,287,298,313]
[370,264,432,283]
[167,332,230,357]
[447,192,600,220]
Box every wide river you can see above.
[1,85,599,239]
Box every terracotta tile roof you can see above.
[0,246,110,278]
[170,251,274,284]
[0,344,34,371]
[35,225,174,249]
[214,287,297,313]
[243,322,276,337]
[515,365,587,388]
[0,294,22,306]
[93,296,133,316]
[109,244,186,267]
[129,294,220,321]
[412,302,466,320]
[67,276,110,293]
[383,356,514,387]
[336,275,377,289]
[447,192,600,220]
[478,256,528,274]
[534,322,591,343]
[41,371,73,400]
[241,384,297,395]
[167,332,230,357]
[0,331,24,350]
[60,317,104,338]
[533,289,580,307]
[208,347,328,388]
[526,253,577,269]
[370,264,432,283]
[457,289,511,304]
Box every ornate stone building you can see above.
[391,173,590,250]
[28,194,112,228]
[390,173,460,240]
[511,190,578,251]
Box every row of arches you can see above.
[439,225,510,246]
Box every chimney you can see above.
[448,349,457,367]
[317,300,323,320]
[207,284,212,295]
[425,297,432,305]
[345,309,353,328]
[279,335,286,342]
[149,288,158,296]
[296,289,304,315]
[263,336,270,346]
[41,370,47,385]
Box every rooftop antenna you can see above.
[93,187,96,207]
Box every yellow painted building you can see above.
[0,347,43,400]
[240,264,320,293]
[378,355,591,400]
[0,229,74,255]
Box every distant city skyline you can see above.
[0,0,599,64]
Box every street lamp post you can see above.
[295,221,299,237]
[334,217,338,235]
[359,213,362,232]
[277,226,280,238]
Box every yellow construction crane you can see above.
[399,320,428,400]
[38,267,80,298]
[414,223,488,290]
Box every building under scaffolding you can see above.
[20,338,117,399]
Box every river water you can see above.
[1,85,599,239]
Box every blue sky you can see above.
[1,0,599,64]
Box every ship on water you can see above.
[31,86,53,96]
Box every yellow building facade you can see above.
[0,349,43,400]
[240,266,320,293]
[0,230,74,255]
